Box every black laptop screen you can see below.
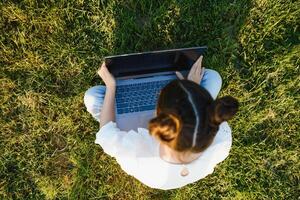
[105,47,207,77]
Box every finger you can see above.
[175,71,184,80]
[190,55,202,75]
[190,60,198,74]
[195,56,203,69]
[101,62,107,70]
[188,56,202,80]
[195,64,201,77]
[98,62,105,69]
[199,67,205,82]
[97,62,105,73]
[100,62,110,74]
[193,55,202,67]
[188,64,196,80]
[195,56,203,75]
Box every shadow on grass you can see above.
[110,0,252,73]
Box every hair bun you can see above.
[211,96,239,124]
[148,113,181,142]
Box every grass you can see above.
[0,0,299,199]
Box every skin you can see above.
[159,143,202,164]
[97,62,116,129]
[97,56,205,163]
[175,55,205,83]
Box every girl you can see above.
[84,56,239,190]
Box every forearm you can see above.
[99,86,116,128]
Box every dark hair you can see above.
[148,79,239,153]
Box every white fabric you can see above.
[85,69,229,190]
[95,121,232,190]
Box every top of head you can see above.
[148,79,239,153]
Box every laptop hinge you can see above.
[116,71,176,80]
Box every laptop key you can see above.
[116,80,173,113]
[149,105,156,110]
[139,105,152,111]
[118,103,128,108]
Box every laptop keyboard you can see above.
[116,80,171,114]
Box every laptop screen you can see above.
[105,46,207,77]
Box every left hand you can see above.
[175,55,205,84]
[97,62,116,89]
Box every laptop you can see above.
[105,46,207,131]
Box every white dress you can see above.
[95,121,232,190]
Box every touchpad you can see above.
[116,111,155,132]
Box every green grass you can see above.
[0,0,299,199]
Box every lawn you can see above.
[0,0,299,199]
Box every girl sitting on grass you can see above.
[84,56,239,190]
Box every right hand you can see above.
[97,62,116,89]
[175,55,205,84]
